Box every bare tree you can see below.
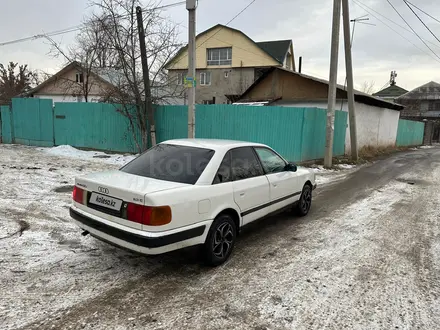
[360,80,376,95]
[46,17,116,103]
[88,0,182,151]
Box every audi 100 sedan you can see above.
[70,139,316,266]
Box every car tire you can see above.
[202,214,237,267]
[296,184,312,216]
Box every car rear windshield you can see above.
[120,144,215,184]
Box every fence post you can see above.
[52,103,56,146]
[9,104,15,144]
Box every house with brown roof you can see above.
[26,61,185,105]
[236,66,405,153]
[164,24,295,104]
[26,61,116,103]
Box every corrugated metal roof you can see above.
[397,81,440,100]
[239,67,404,111]
[373,85,408,98]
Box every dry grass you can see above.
[357,145,410,162]
[300,144,412,168]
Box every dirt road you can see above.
[3,146,440,329]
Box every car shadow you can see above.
[88,209,305,275]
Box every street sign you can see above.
[184,76,196,88]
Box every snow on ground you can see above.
[40,145,137,166]
[307,164,358,186]
[0,144,357,329]
[0,145,152,330]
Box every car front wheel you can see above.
[203,214,237,266]
[296,184,312,216]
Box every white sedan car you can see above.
[70,139,316,266]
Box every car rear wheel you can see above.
[203,214,237,266]
[296,184,312,216]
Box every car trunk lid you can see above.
[75,170,188,228]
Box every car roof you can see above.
[160,138,267,150]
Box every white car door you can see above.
[254,147,301,213]
[230,147,271,226]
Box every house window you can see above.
[176,72,184,85]
[76,72,84,83]
[200,72,211,86]
[436,102,440,111]
[203,99,214,105]
[207,47,232,66]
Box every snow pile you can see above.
[336,164,356,170]
[308,164,358,186]
[419,145,435,149]
[41,145,137,166]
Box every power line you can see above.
[385,0,440,61]
[167,0,258,68]
[403,0,440,45]
[177,21,282,65]
[195,0,257,50]
[168,0,258,68]
[352,0,440,64]
[351,0,440,50]
[405,0,440,24]
[0,1,186,47]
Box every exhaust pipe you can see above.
[81,230,90,237]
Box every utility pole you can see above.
[136,6,156,147]
[324,0,342,168]
[342,0,358,161]
[186,0,197,138]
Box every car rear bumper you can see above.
[70,207,211,255]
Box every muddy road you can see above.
[2,146,440,329]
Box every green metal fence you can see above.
[194,105,347,161]
[54,102,140,152]
[1,105,13,144]
[10,98,54,147]
[396,119,425,147]
[2,99,348,162]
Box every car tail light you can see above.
[126,203,171,226]
[73,186,85,204]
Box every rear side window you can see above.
[213,151,232,184]
[120,144,215,184]
[231,147,264,181]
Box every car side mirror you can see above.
[285,162,297,172]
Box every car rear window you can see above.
[120,144,215,184]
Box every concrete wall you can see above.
[274,100,401,153]
[170,67,255,104]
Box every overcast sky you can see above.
[1,0,440,92]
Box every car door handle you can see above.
[272,183,277,187]
[240,192,245,197]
